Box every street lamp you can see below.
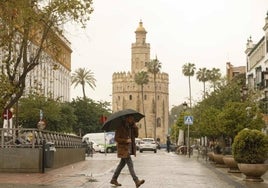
[182,101,187,147]
[240,86,248,102]
[182,101,188,111]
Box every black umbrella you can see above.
[102,109,145,131]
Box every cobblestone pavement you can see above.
[0,150,267,188]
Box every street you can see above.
[87,150,240,188]
[0,149,267,188]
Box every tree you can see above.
[182,63,196,108]
[196,68,210,99]
[71,68,96,99]
[0,0,93,110]
[217,101,264,142]
[191,71,265,149]
[208,68,221,91]
[0,75,13,112]
[70,97,111,136]
[135,71,149,137]
[146,57,162,140]
[19,94,76,132]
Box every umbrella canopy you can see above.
[102,109,145,131]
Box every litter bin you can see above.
[45,142,56,168]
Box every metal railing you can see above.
[0,128,83,148]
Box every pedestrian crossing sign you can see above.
[184,116,193,125]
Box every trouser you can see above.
[112,156,138,181]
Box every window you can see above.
[129,95,132,100]
[266,38,268,53]
[255,67,262,87]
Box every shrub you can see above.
[232,129,268,164]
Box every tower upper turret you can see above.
[135,20,147,45]
[131,20,150,73]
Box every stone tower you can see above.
[112,21,169,144]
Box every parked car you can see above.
[139,138,157,153]
[89,140,102,152]
[82,138,102,152]
[135,138,141,150]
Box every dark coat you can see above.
[115,121,138,158]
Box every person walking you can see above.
[166,136,171,153]
[110,114,145,187]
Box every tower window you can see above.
[144,95,147,100]
[129,95,132,100]
[157,117,161,127]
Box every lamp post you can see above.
[240,86,248,102]
[182,102,187,147]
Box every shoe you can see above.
[135,179,145,188]
[110,179,122,186]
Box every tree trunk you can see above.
[141,85,147,137]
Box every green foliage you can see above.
[193,105,221,139]
[191,73,255,142]
[232,129,268,164]
[71,68,96,99]
[17,94,111,135]
[217,102,264,140]
[0,75,13,112]
[18,94,75,132]
[135,71,149,137]
[182,63,196,77]
[70,97,111,135]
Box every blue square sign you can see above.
[184,116,193,125]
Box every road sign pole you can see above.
[188,123,190,158]
[184,116,193,158]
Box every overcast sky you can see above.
[66,0,268,109]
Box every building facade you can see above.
[226,62,246,82]
[245,12,268,133]
[24,35,72,102]
[245,13,268,96]
[112,21,169,143]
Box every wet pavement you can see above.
[0,150,267,188]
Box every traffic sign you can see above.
[184,116,193,125]
[2,109,12,120]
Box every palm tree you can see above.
[208,68,221,91]
[196,68,210,99]
[71,68,96,99]
[182,63,196,108]
[146,57,162,140]
[135,71,149,137]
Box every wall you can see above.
[0,147,85,173]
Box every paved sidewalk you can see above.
[0,154,117,188]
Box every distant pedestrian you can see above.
[110,114,145,187]
[166,136,171,153]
